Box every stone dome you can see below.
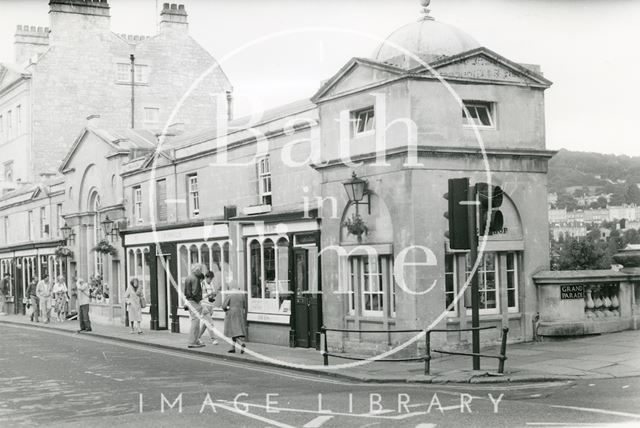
[372,13,480,68]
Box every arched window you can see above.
[89,191,103,277]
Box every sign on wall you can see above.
[560,284,584,299]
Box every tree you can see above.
[624,184,640,205]
[557,237,612,270]
[556,192,579,210]
[609,192,625,206]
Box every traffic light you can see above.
[476,182,504,236]
[444,178,470,250]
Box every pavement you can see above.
[1,313,639,384]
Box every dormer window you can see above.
[351,107,375,135]
[462,101,495,128]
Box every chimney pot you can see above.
[178,4,184,10]
[17,25,22,31]
[171,3,177,10]
[163,2,169,8]
[30,26,36,32]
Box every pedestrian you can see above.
[198,270,219,345]
[184,264,205,348]
[52,276,68,322]
[0,273,10,315]
[27,279,38,322]
[222,285,248,354]
[36,274,52,323]
[124,278,144,334]
[76,278,92,332]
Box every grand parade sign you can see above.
[560,285,584,299]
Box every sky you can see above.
[1,0,638,156]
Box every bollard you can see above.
[498,327,509,374]
[321,326,329,366]
[424,329,431,375]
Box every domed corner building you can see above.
[310,0,555,355]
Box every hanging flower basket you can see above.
[91,239,118,257]
[343,213,368,238]
[54,245,74,259]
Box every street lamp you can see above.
[60,223,75,244]
[342,172,370,214]
[101,215,119,239]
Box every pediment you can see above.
[312,58,405,102]
[426,48,552,88]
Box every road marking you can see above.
[550,405,640,419]
[214,402,295,428]
[303,415,334,427]
[622,385,629,389]
[527,423,617,426]
[529,393,542,398]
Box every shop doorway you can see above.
[293,248,320,348]
[156,255,169,330]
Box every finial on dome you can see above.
[419,0,434,21]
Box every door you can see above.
[293,248,309,347]
[157,255,169,329]
[293,248,320,348]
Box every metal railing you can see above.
[320,325,509,375]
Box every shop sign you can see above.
[560,285,584,299]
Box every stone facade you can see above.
[0,0,231,187]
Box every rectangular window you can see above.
[28,210,33,240]
[144,107,159,124]
[351,106,375,135]
[247,237,291,314]
[506,253,518,312]
[3,161,13,182]
[462,101,495,128]
[187,174,199,216]
[56,204,63,237]
[116,63,129,82]
[348,255,393,318]
[350,107,376,135]
[257,156,272,206]
[445,254,457,314]
[116,63,149,83]
[3,216,8,243]
[0,114,3,140]
[16,105,21,134]
[6,110,12,138]
[464,251,520,315]
[133,186,142,223]
[156,179,167,222]
[39,207,47,238]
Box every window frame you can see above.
[27,210,33,241]
[506,253,519,313]
[462,101,495,129]
[39,207,47,238]
[445,253,458,316]
[187,174,200,217]
[347,254,394,318]
[143,107,160,125]
[351,106,375,136]
[3,161,13,182]
[257,156,272,206]
[133,186,143,223]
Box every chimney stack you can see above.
[14,25,50,64]
[159,3,188,33]
[48,0,111,43]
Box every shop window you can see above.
[464,251,520,315]
[127,247,150,304]
[351,106,375,135]
[247,236,291,314]
[348,255,393,318]
[506,253,519,312]
[1,259,13,298]
[462,101,495,128]
[176,240,231,311]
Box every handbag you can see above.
[140,296,147,309]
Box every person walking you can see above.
[222,286,248,353]
[184,264,205,348]
[76,278,92,332]
[52,276,68,322]
[36,275,52,323]
[124,278,144,334]
[27,279,38,322]
[0,273,9,315]
[198,270,219,345]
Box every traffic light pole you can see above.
[467,184,481,370]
